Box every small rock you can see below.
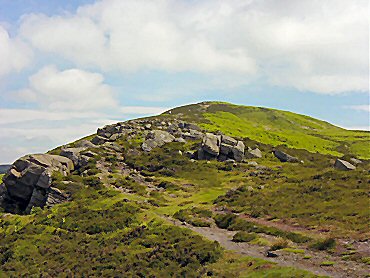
[266,251,278,258]
[174,137,186,143]
[246,147,262,158]
[350,158,362,165]
[91,135,108,145]
[273,150,299,163]
[334,159,356,171]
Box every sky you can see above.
[0,0,369,164]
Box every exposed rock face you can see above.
[0,154,73,214]
[273,150,299,163]
[142,130,175,152]
[334,159,356,171]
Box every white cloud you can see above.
[120,106,169,114]
[14,65,117,111]
[0,26,33,76]
[345,105,370,112]
[17,0,368,94]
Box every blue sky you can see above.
[0,0,369,163]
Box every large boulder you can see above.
[0,154,74,213]
[141,130,175,152]
[202,133,221,157]
[334,159,356,171]
[273,150,299,163]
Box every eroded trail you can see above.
[96,158,369,278]
[166,218,369,278]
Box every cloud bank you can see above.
[14,0,369,94]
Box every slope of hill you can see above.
[164,102,370,159]
[0,101,369,277]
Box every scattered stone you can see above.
[247,161,258,166]
[102,142,122,152]
[145,124,152,130]
[91,135,108,145]
[181,130,203,140]
[266,251,278,258]
[247,186,254,191]
[75,140,95,149]
[174,137,186,143]
[273,150,299,163]
[178,122,201,131]
[109,133,120,141]
[60,147,87,167]
[141,130,175,152]
[334,159,356,171]
[350,158,362,165]
[246,147,262,158]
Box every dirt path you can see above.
[238,214,370,258]
[96,159,369,278]
[165,218,369,278]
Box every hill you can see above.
[164,102,369,159]
[0,101,369,277]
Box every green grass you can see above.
[320,261,335,267]
[165,102,369,159]
[205,252,318,278]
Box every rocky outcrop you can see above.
[142,130,175,152]
[0,154,73,214]
[334,159,356,171]
[273,150,299,163]
[197,134,245,162]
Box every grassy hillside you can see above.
[1,101,369,277]
[164,102,369,159]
